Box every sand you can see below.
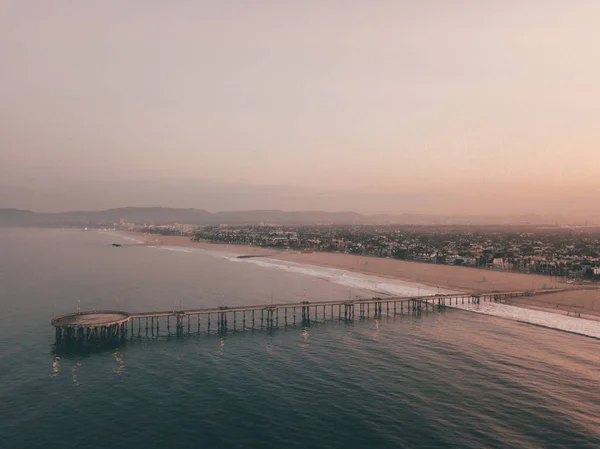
[506,290,600,318]
[132,233,600,315]
[136,234,275,256]
[273,251,562,292]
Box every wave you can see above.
[154,246,193,253]
[451,302,600,339]
[130,245,451,297]
[220,256,452,297]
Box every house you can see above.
[492,258,505,268]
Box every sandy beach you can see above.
[132,233,600,316]
[135,233,276,256]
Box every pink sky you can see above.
[1,1,599,214]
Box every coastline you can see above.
[132,233,278,257]
[127,232,600,317]
[505,290,600,320]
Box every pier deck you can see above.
[51,288,569,343]
[52,311,130,327]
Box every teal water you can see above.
[0,229,599,448]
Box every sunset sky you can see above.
[1,1,599,215]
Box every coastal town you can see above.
[124,220,600,281]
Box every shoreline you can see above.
[126,232,600,318]
[506,290,600,320]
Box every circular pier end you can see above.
[52,311,131,328]
[52,311,132,343]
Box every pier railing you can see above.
[52,288,567,343]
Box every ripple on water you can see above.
[1,229,600,449]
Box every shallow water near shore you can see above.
[1,228,599,448]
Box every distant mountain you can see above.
[0,209,42,227]
[0,207,592,227]
[0,207,369,226]
[0,207,210,227]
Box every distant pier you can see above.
[51,289,564,343]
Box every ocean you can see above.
[0,228,599,448]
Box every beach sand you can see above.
[132,233,600,315]
[506,289,600,319]
[136,234,275,256]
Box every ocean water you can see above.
[0,229,599,449]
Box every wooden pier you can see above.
[51,289,565,343]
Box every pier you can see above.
[51,288,566,343]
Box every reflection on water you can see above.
[372,318,381,340]
[71,361,81,386]
[52,339,123,359]
[301,327,310,344]
[50,357,60,378]
[217,338,225,356]
[112,351,125,375]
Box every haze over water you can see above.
[0,228,599,448]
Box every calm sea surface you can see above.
[0,228,599,449]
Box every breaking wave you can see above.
[220,256,451,298]
[451,302,600,339]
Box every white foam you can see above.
[154,246,192,253]
[224,256,452,297]
[451,302,600,339]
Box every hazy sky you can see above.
[1,1,599,215]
